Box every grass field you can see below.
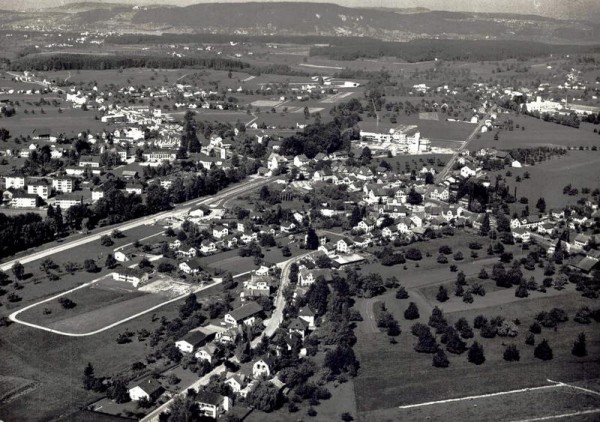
[469,114,600,150]
[488,150,600,210]
[352,264,600,420]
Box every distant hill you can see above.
[0,1,598,44]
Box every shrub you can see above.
[473,315,487,329]
[529,322,542,334]
[503,345,520,362]
[462,291,474,303]
[404,302,420,320]
[395,287,409,299]
[525,333,535,345]
[574,307,591,324]
[437,254,448,264]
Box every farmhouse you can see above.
[224,302,263,327]
[112,268,149,288]
[128,378,164,402]
[179,258,203,275]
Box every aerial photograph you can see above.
[0,0,599,421]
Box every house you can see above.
[288,318,309,339]
[65,167,86,177]
[177,246,198,258]
[298,268,332,287]
[179,258,203,275]
[91,188,104,202]
[298,307,315,329]
[11,192,38,208]
[512,227,531,243]
[52,177,73,193]
[4,175,25,189]
[112,268,149,288]
[200,240,217,254]
[224,374,247,394]
[353,236,371,248]
[429,186,449,201]
[293,154,310,168]
[78,156,101,168]
[143,150,177,163]
[195,343,218,363]
[189,205,211,218]
[128,378,164,402]
[114,251,132,262]
[336,238,350,254]
[54,193,84,210]
[125,181,144,195]
[252,357,274,378]
[196,391,230,419]
[574,233,591,249]
[26,179,50,200]
[224,302,263,327]
[175,331,209,354]
[267,153,286,171]
[212,225,229,239]
[460,166,477,178]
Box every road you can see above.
[252,251,313,346]
[431,109,493,188]
[0,175,276,272]
[141,363,226,422]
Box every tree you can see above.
[414,332,438,353]
[515,282,529,298]
[306,227,319,250]
[534,339,553,360]
[432,349,449,368]
[12,262,24,280]
[341,412,355,422]
[436,286,449,302]
[536,197,546,213]
[40,258,57,273]
[468,341,485,365]
[479,213,491,236]
[478,268,489,279]
[404,302,420,320]
[83,259,99,273]
[83,362,95,390]
[572,333,587,357]
[105,254,117,269]
[281,246,292,257]
[503,344,520,361]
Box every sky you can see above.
[2,0,598,20]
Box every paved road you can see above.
[252,251,313,346]
[0,175,275,272]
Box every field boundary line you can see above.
[509,408,600,422]
[398,384,561,409]
[547,379,600,397]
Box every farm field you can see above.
[488,150,600,210]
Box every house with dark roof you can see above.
[224,302,263,327]
[175,331,210,354]
[196,391,230,419]
[111,268,149,288]
[128,378,164,402]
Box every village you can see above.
[0,22,599,422]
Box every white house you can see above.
[128,378,163,402]
[252,358,274,378]
[196,391,230,419]
[223,302,263,327]
[195,343,218,363]
[112,268,149,288]
[175,331,209,354]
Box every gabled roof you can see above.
[179,331,207,348]
[227,301,263,322]
[129,377,163,395]
[195,390,222,406]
